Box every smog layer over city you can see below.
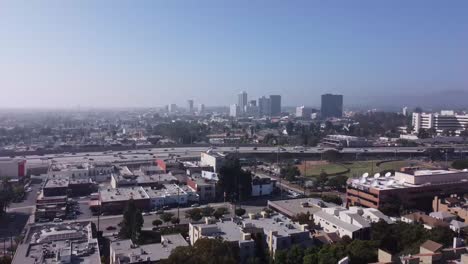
[0,1,467,264]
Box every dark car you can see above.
[106,226,117,231]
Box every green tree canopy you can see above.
[118,199,144,242]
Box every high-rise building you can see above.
[249,100,257,107]
[296,106,314,119]
[246,100,259,117]
[321,94,343,118]
[402,106,408,116]
[198,104,205,114]
[238,91,248,113]
[187,100,194,113]
[230,104,240,117]
[269,95,281,116]
[169,104,177,113]
[258,96,271,117]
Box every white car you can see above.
[53,218,63,223]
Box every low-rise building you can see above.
[313,206,393,239]
[110,234,188,264]
[200,151,225,172]
[143,184,193,209]
[347,169,468,211]
[251,176,276,197]
[35,192,68,220]
[321,134,371,148]
[12,222,100,264]
[187,175,216,202]
[0,158,26,179]
[401,212,449,230]
[433,195,468,223]
[189,213,312,262]
[99,186,151,213]
[267,198,339,218]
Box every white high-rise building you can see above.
[402,106,408,116]
[296,106,313,119]
[230,104,240,117]
[198,104,205,114]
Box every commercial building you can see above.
[189,213,312,262]
[258,96,271,117]
[143,183,197,209]
[412,111,468,134]
[347,169,468,211]
[110,168,177,188]
[321,134,371,148]
[296,106,314,119]
[99,186,151,213]
[198,104,205,114]
[110,234,188,264]
[230,104,240,117]
[187,99,194,113]
[187,175,216,202]
[13,222,100,264]
[313,206,392,239]
[251,176,276,197]
[401,212,449,230]
[43,175,95,197]
[200,151,225,172]
[321,94,343,118]
[48,162,113,182]
[267,198,339,218]
[35,193,68,220]
[269,95,281,116]
[0,158,26,179]
[169,104,177,113]
[238,91,248,113]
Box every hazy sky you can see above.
[1,1,467,108]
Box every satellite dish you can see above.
[362,172,369,178]
[386,180,395,186]
[360,178,366,184]
[463,169,468,172]
[371,181,379,187]
[374,173,381,179]
[385,172,392,177]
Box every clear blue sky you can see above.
[1,0,467,108]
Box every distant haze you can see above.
[0,1,467,109]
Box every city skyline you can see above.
[1,1,467,109]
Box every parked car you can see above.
[53,218,63,223]
[106,226,117,231]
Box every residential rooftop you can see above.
[100,186,150,203]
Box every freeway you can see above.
[21,145,468,166]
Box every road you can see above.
[20,145,463,167]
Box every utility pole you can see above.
[277,146,282,199]
[177,186,180,221]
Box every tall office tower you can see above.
[169,104,177,113]
[187,99,194,113]
[296,106,313,119]
[198,104,205,114]
[246,100,259,117]
[269,95,281,116]
[230,104,240,117]
[238,91,248,113]
[258,96,271,117]
[249,100,257,107]
[321,94,343,118]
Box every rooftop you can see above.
[111,234,188,263]
[348,169,468,191]
[13,222,100,264]
[44,177,69,188]
[100,186,150,203]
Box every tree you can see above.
[218,157,252,202]
[235,208,246,217]
[152,219,162,227]
[322,150,342,162]
[326,175,348,191]
[160,212,174,223]
[452,159,468,170]
[293,212,314,228]
[201,206,215,217]
[286,245,304,264]
[316,171,328,192]
[321,195,343,205]
[417,128,430,139]
[185,208,203,221]
[426,148,443,162]
[118,199,144,242]
[170,217,180,225]
[280,163,301,182]
[347,240,378,263]
[213,207,229,219]
[163,238,239,264]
